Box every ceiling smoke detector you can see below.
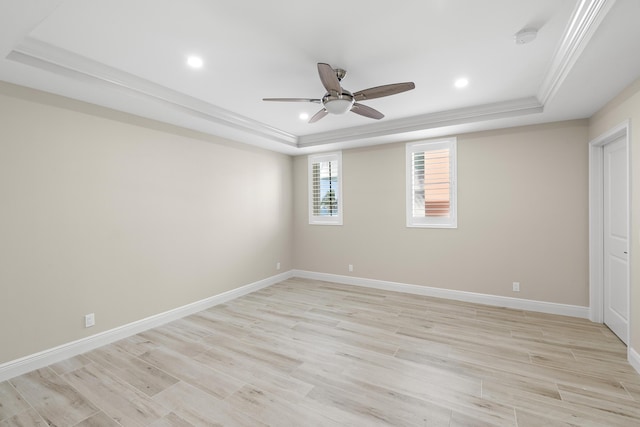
[514,28,537,45]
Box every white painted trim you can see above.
[7,38,545,151]
[405,137,457,228]
[8,38,298,147]
[537,0,615,105]
[292,270,590,319]
[7,0,615,153]
[0,268,609,382]
[630,347,640,376]
[308,151,343,225]
[3,2,615,152]
[297,97,543,148]
[589,140,605,323]
[0,271,294,382]
[588,121,631,345]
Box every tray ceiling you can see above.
[1,0,640,154]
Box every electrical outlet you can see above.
[84,313,95,328]
[276,262,281,270]
[348,264,354,272]
[512,282,520,292]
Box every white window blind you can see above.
[406,138,457,228]
[308,152,342,225]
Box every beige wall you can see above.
[589,76,640,353]
[0,83,293,364]
[0,78,606,366]
[294,121,590,306]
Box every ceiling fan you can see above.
[263,63,415,123]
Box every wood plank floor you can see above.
[2,278,640,426]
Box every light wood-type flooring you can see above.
[1,278,640,426]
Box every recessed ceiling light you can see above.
[454,78,469,89]
[187,55,203,69]
[299,112,309,120]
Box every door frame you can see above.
[589,120,631,345]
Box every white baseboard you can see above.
[292,270,590,319]
[630,347,640,376]
[0,269,596,383]
[0,271,294,383]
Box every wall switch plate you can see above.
[276,262,281,270]
[84,313,95,328]
[348,264,354,272]
[512,282,520,292]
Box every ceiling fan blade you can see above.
[317,63,341,93]
[309,109,328,123]
[262,98,321,103]
[353,82,415,101]
[351,103,384,120]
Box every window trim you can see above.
[406,137,457,228]
[308,151,343,225]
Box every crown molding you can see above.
[6,0,616,152]
[537,0,616,105]
[8,37,298,147]
[297,97,543,147]
[7,38,543,149]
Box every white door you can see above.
[603,136,629,344]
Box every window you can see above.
[309,152,342,225]
[406,138,457,228]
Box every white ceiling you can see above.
[1,0,640,155]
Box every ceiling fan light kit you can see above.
[322,92,354,114]
[263,63,415,123]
